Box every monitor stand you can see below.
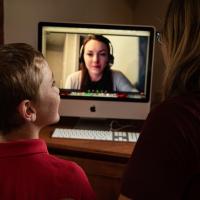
[73,117,111,131]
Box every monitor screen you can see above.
[38,22,155,120]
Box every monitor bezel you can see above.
[38,21,155,104]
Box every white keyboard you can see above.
[52,128,140,142]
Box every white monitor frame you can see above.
[38,22,155,120]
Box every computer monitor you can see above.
[38,22,155,121]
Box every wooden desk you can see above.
[39,117,141,200]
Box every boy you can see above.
[0,43,96,200]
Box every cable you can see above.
[109,120,137,132]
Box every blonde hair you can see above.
[162,0,200,100]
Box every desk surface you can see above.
[39,117,142,162]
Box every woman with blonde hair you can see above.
[118,0,200,199]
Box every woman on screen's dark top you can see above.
[65,34,137,93]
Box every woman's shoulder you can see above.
[67,71,82,82]
[111,69,124,76]
[68,70,82,78]
[160,94,200,111]
[65,71,82,89]
[149,94,200,124]
[111,69,127,80]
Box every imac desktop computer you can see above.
[38,22,155,132]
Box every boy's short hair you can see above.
[0,43,45,133]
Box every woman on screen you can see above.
[65,34,138,93]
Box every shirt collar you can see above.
[0,139,48,158]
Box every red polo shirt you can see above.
[0,139,96,200]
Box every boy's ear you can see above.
[17,100,37,122]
